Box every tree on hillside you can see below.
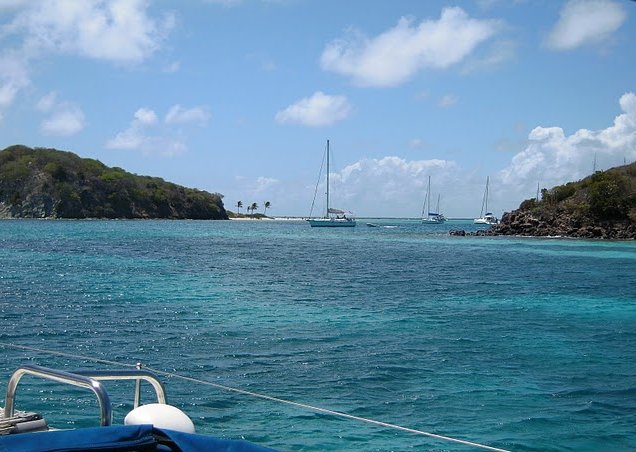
[264,201,271,215]
[250,202,258,215]
[236,200,243,214]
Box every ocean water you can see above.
[1,219,635,451]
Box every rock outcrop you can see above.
[0,145,228,220]
[491,208,635,239]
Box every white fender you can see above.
[124,403,195,433]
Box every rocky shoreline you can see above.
[450,209,636,240]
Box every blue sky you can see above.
[1,0,635,218]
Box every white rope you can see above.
[0,342,510,452]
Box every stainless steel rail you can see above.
[72,368,167,406]
[4,365,113,426]
[4,365,168,427]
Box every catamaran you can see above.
[474,176,498,225]
[307,140,356,228]
[421,176,446,224]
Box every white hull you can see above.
[422,217,445,224]
[307,218,356,228]
[474,214,498,225]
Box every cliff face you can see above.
[491,163,636,239]
[0,145,228,220]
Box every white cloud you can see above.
[134,107,158,126]
[107,107,160,151]
[322,157,459,215]
[40,105,85,136]
[0,51,30,120]
[546,0,626,50]
[438,94,459,108]
[320,7,500,87]
[275,91,351,127]
[107,105,209,156]
[36,91,85,136]
[499,92,636,203]
[165,104,210,125]
[35,91,57,112]
[10,0,174,63]
[0,0,172,119]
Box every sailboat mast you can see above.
[427,176,431,216]
[485,176,489,213]
[326,140,330,218]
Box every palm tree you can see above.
[250,202,258,216]
[236,200,243,215]
[263,201,271,216]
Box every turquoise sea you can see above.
[1,219,635,451]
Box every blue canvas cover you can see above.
[0,424,275,452]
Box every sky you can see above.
[0,0,635,218]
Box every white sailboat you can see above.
[307,140,356,228]
[473,176,498,225]
[422,176,446,224]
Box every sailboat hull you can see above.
[308,140,356,228]
[474,214,498,225]
[307,218,356,227]
[422,217,445,224]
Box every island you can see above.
[452,162,636,239]
[0,145,228,220]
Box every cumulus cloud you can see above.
[40,106,85,136]
[0,0,173,118]
[499,92,636,204]
[106,104,210,156]
[546,0,626,50]
[36,91,85,136]
[318,156,459,215]
[134,107,158,126]
[165,105,210,125]
[275,91,351,127]
[320,7,501,87]
[10,0,174,63]
[106,107,157,151]
[0,52,30,121]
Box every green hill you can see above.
[494,162,636,239]
[0,145,228,220]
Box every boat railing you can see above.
[4,364,167,427]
